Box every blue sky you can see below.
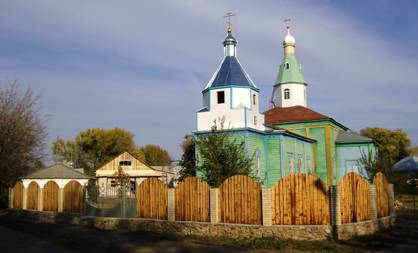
[1,0,417,160]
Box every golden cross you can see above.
[223,12,236,28]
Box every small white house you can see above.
[95,152,170,197]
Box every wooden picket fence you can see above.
[339,172,370,223]
[219,175,262,225]
[271,174,330,225]
[43,181,59,212]
[175,177,210,222]
[13,181,23,209]
[63,181,84,213]
[374,172,390,218]
[137,178,167,219]
[26,182,39,210]
[10,172,393,226]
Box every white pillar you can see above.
[37,188,43,211]
[261,187,272,226]
[369,184,378,220]
[167,188,175,221]
[22,187,28,210]
[210,188,219,224]
[58,187,64,212]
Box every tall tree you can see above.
[0,82,46,186]
[52,128,145,175]
[360,127,411,175]
[196,119,254,187]
[141,144,171,166]
[178,135,196,180]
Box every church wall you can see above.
[272,120,351,185]
[231,87,251,109]
[265,136,281,187]
[335,143,376,183]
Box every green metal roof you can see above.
[275,52,306,85]
[336,131,374,144]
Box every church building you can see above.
[195,24,375,187]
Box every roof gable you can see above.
[95,151,164,178]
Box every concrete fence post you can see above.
[167,188,175,221]
[369,184,378,220]
[388,184,395,215]
[8,188,13,208]
[330,185,341,226]
[22,187,28,210]
[58,187,64,212]
[261,187,272,226]
[38,188,43,211]
[210,188,219,224]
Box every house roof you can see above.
[264,106,330,125]
[24,163,90,179]
[336,131,374,144]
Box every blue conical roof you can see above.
[204,29,258,91]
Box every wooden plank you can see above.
[339,172,370,223]
[137,178,167,219]
[13,181,23,209]
[63,181,84,213]
[219,175,261,225]
[271,173,330,225]
[27,182,39,210]
[43,181,59,212]
[174,177,210,222]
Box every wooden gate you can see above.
[339,172,370,223]
[219,175,262,225]
[63,181,84,213]
[27,182,39,210]
[374,172,390,217]
[175,177,210,222]
[13,181,23,209]
[43,181,59,212]
[272,173,330,225]
[137,178,167,219]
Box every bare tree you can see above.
[0,81,46,187]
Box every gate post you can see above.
[58,187,64,212]
[167,188,175,221]
[262,187,272,226]
[369,184,378,220]
[330,185,341,226]
[388,184,395,215]
[8,188,13,208]
[210,188,219,224]
[38,187,44,211]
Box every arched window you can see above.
[253,94,257,105]
[255,149,261,178]
[284,89,290,99]
[285,62,290,69]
